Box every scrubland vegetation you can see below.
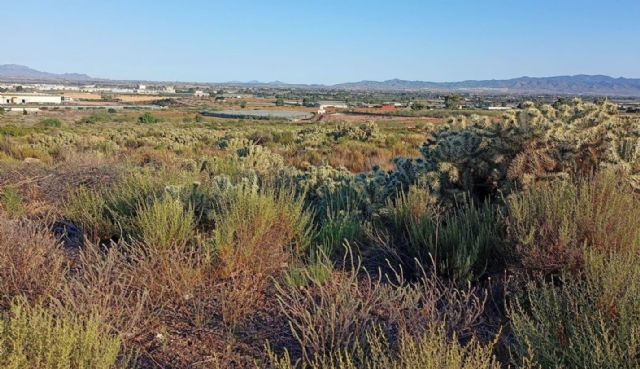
[1,99,640,368]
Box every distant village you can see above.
[1,81,639,116]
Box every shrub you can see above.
[212,185,312,276]
[65,186,115,241]
[374,186,503,284]
[507,170,640,274]
[81,112,111,124]
[65,172,171,242]
[275,259,487,364]
[266,324,501,369]
[38,118,62,128]
[0,124,32,137]
[1,186,25,218]
[0,216,67,308]
[138,112,160,124]
[134,196,195,251]
[509,252,640,369]
[0,299,123,369]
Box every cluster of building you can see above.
[0,93,66,105]
[0,83,177,96]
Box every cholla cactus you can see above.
[326,121,381,142]
[369,99,640,204]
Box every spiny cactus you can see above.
[369,99,640,204]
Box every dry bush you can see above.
[0,216,67,308]
[61,241,230,368]
[507,170,640,273]
[210,186,312,330]
[64,242,219,345]
[275,259,487,364]
[218,272,269,331]
[266,324,501,369]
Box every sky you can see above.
[1,0,639,84]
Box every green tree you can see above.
[239,101,247,109]
[138,112,159,124]
[411,102,425,111]
[302,97,318,107]
[444,94,461,109]
[15,85,23,92]
[275,98,285,107]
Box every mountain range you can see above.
[1,64,639,96]
[0,64,92,82]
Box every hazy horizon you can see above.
[2,0,639,84]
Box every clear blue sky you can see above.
[2,0,639,84]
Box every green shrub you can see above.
[0,125,33,137]
[314,209,362,259]
[38,118,62,128]
[375,186,503,284]
[0,300,123,369]
[81,112,111,124]
[507,170,640,273]
[212,185,312,276]
[134,196,195,251]
[65,172,174,242]
[138,112,160,124]
[1,186,25,218]
[509,252,640,369]
[284,256,334,289]
[65,186,114,241]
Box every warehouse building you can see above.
[0,93,63,105]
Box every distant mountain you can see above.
[332,75,640,96]
[1,64,639,96]
[0,64,92,82]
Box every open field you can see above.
[1,100,640,368]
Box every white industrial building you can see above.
[193,90,210,97]
[0,94,62,105]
